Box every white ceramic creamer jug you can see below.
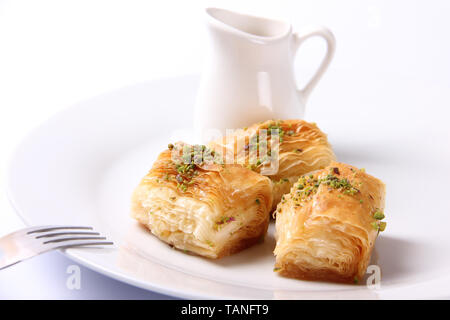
[194,8,335,139]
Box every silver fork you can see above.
[0,225,113,270]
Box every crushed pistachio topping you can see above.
[205,240,215,247]
[255,198,261,205]
[166,143,222,192]
[273,267,281,272]
[243,120,290,169]
[273,177,289,185]
[353,276,359,284]
[214,216,236,231]
[292,172,360,203]
[267,121,285,141]
[322,174,359,194]
[371,209,386,233]
[373,210,385,220]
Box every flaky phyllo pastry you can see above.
[131,142,273,259]
[209,119,336,210]
[274,162,386,283]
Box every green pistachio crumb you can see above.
[371,220,386,232]
[177,183,187,192]
[373,210,385,220]
[205,240,214,247]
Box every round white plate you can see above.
[7,74,450,299]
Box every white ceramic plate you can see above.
[6,74,450,299]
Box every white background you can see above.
[0,0,449,299]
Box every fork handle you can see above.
[0,240,37,270]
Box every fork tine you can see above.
[35,231,100,239]
[42,236,107,244]
[49,240,114,250]
[27,226,93,234]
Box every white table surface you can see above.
[1,0,449,299]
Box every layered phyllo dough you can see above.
[274,162,386,283]
[209,119,336,210]
[131,142,273,259]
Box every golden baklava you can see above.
[131,142,273,259]
[274,162,386,283]
[209,119,336,210]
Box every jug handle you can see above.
[292,26,336,104]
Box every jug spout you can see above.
[204,8,293,69]
[205,8,291,42]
